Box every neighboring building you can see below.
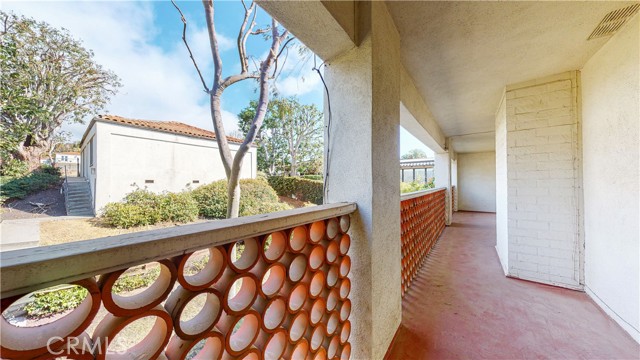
[55,152,81,164]
[55,152,81,177]
[400,158,434,183]
[79,115,257,213]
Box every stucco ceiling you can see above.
[386,1,637,152]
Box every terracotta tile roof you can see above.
[95,115,244,144]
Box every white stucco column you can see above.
[435,151,453,225]
[324,3,402,359]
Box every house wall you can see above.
[457,151,496,212]
[581,14,639,343]
[89,122,256,213]
[501,71,583,289]
[80,124,98,209]
[495,93,509,274]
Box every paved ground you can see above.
[0,218,45,251]
[386,211,639,359]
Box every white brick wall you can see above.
[495,93,509,274]
[503,71,582,289]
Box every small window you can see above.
[145,180,154,184]
[192,180,200,184]
[89,137,94,167]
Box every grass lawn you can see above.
[39,218,184,246]
[39,196,309,246]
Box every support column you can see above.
[498,71,583,290]
[435,151,453,225]
[324,3,402,359]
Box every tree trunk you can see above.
[290,155,297,177]
[14,142,46,171]
[227,161,243,218]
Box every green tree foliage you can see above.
[400,178,435,194]
[238,97,323,176]
[401,148,428,160]
[0,11,121,170]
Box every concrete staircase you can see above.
[64,178,94,217]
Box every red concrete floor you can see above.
[386,211,640,360]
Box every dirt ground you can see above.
[278,195,316,208]
[1,187,67,220]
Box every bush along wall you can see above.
[191,178,290,219]
[268,176,323,205]
[102,178,293,228]
[102,189,199,228]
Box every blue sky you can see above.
[4,0,432,157]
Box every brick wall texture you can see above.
[504,71,582,288]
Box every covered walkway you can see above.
[387,212,639,359]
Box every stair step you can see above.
[68,195,91,200]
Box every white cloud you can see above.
[276,73,321,97]
[3,1,239,140]
[274,45,323,98]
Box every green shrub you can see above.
[400,179,435,194]
[160,192,199,223]
[102,203,150,228]
[301,174,323,181]
[23,286,88,318]
[256,171,269,182]
[191,180,228,219]
[23,268,162,318]
[192,178,290,219]
[40,164,61,176]
[0,169,61,203]
[0,159,28,177]
[102,189,199,228]
[268,176,323,205]
[112,267,160,294]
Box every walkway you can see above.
[386,212,639,359]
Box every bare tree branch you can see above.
[203,0,223,88]
[236,2,256,74]
[171,0,210,93]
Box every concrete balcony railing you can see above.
[400,188,446,296]
[0,203,356,360]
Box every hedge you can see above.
[102,189,199,228]
[191,178,290,219]
[268,176,323,205]
[301,174,322,181]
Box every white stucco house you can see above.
[79,115,257,214]
[55,152,81,164]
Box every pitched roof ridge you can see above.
[96,114,245,144]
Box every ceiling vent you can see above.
[588,3,639,40]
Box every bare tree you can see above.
[173,0,293,218]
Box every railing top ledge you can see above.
[0,202,357,299]
[400,187,446,201]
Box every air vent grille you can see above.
[588,3,639,40]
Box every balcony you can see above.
[389,210,640,359]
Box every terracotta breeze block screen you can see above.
[400,189,446,296]
[0,215,352,360]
